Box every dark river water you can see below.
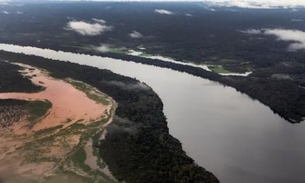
[0,44,304,183]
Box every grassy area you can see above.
[61,45,91,50]
[92,132,107,169]
[140,52,154,57]
[109,47,130,54]
[25,100,52,126]
[68,80,110,105]
[34,125,63,138]
[208,65,232,73]
[220,58,236,63]
[70,148,92,173]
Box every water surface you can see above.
[0,44,304,183]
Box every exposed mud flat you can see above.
[0,63,118,183]
[0,63,107,132]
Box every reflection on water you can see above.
[0,44,305,183]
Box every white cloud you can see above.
[240,29,263,34]
[271,74,293,80]
[41,1,305,9]
[185,13,193,17]
[65,21,112,36]
[0,2,9,5]
[154,9,174,15]
[129,31,143,38]
[264,29,305,51]
[1,11,9,14]
[205,0,305,9]
[16,11,23,14]
[91,44,110,53]
[242,28,305,51]
[105,81,150,91]
[291,19,303,22]
[92,18,106,24]
[1,0,305,9]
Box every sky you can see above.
[1,0,305,9]
[205,0,305,8]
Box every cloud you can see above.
[205,0,305,9]
[16,11,23,14]
[129,31,143,38]
[1,11,9,14]
[264,29,305,51]
[2,0,305,9]
[0,2,9,6]
[291,19,303,22]
[65,20,112,36]
[58,0,305,9]
[240,29,263,34]
[271,74,293,80]
[106,116,140,136]
[113,116,133,125]
[92,18,106,24]
[91,44,110,53]
[154,9,174,15]
[2,0,304,9]
[241,28,305,51]
[185,13,193,17]
[104,81,150,91]
[107,123,139,136]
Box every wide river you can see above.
[0,44,305,183]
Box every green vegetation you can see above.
[220,58,236,63]
[0,61,43,93]
[92,132,107,169]
[2,52,219,183]
[0,99,28,128]
[61,45,91,50]
[64,118,73,123]
[68,80,110,105]
[70,148,92,172]
[109,47,130,54]
[26,100,52,125]
[14,90,116,183]
[140,52,154,57]
[34,125,63,138]
[208,65,232,73]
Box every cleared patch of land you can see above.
[207,65,232,73]
[0,63,118,183]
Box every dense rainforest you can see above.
[3,47,303,123]
[0,99,28,128]
[88,51,305,123]
[0,2,304,122]
[0,52,219,183]
[1,2,305,68]
[0,61,42,93]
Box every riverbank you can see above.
[1,47,305,183]
[0,62,117,183]
[0,53,219,183]
[0,44,304,123]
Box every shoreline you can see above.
[0,52,219,182]
[0,62,117,182]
